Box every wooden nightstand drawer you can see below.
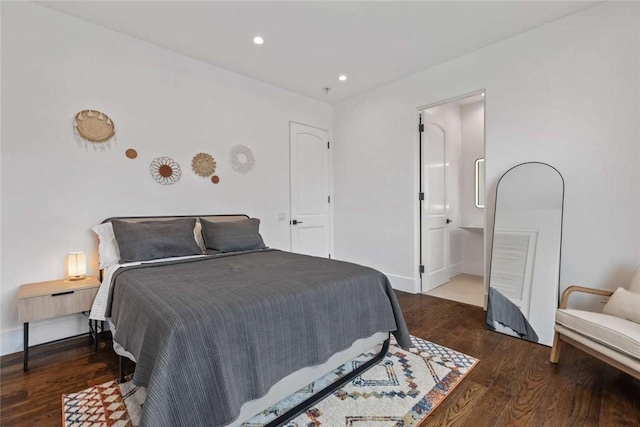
[19,287,99,323]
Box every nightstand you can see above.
[18,276,100,371]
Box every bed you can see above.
[89,214,411,427]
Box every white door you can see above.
[421,113,450,291]
[290,122,331,257]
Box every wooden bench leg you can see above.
[550,331,561,363]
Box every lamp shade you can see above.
[68,252,86,280]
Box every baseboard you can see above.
[385,273,418,294]
[450,262,463,277]
[462,261,484,277]
[0,313,93,357]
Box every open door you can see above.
[420,112,450,292]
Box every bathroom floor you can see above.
[424,273,484,307]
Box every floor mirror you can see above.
[486,162,564,346]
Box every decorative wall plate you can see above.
[211,175,220,184]
[74,110,115,148]
[125,149,138,159]
[229,145,255,174]
[191,153,216,177]
[150,157,182,185]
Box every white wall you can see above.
[460,101,485,227]
[460,101,485,276]
[0,3,332,355]
[333,2,640,305]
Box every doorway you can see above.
[289,122,331,258]
[419,92,485,307]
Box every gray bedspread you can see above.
[108,249,411,427]
[486,287,539,342]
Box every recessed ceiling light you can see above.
[338,75,348,82]
[253,36,264,45]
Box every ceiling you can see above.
[40,1,598,104]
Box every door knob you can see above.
[446,218,452,224]
[290,220,304,225]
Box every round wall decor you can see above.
[229,145,255,174]
[125,149,138,159]
[191,153,216,177]
[211,175,220,184]
[150,157,182,185]
[74,110,115,147]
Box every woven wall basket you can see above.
[74,110,115,144]
[191,153,216,177]
[229,145,255,174]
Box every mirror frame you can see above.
[487,161,565,343]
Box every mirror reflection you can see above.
[475,158,485,208]
[486,162,564,346]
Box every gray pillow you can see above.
[112,218,202,263]
[200,218,266,253]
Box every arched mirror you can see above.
[486,162,564,346]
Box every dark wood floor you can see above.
[1,293,639,426]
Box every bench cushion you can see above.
[556,309,640,360]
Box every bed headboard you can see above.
[102,214,249,224]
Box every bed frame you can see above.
[102,214,392,426]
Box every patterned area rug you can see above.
[63,336,477,426]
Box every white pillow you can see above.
[194,220,206,254]
[92,222,121,269]
[602,287,640,324]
